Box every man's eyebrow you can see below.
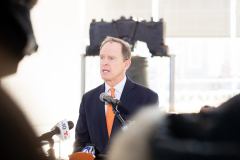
[108,55,116,58]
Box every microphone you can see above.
[99,93,133,131]
[99,92,122,106]
[39,120,74,141]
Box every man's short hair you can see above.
[100,36,131,61]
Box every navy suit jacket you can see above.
[73,77,159,154]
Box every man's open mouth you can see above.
[103,69,110,73]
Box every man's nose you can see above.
[103,59,109,65]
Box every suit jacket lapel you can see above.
[95,83,109,141]
[111,77,136,137]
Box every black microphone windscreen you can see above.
[68,121,74,130]
[99,92,106,102]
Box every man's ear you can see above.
[124,60,131,71]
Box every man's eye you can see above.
[110,58,114,60]
[100,57,104,59]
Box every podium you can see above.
[69,152,107,160]
[69,152,95,160]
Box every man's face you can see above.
[100,42,130,86]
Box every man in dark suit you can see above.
[73,36,159,154]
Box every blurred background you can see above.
[1,0,240,159]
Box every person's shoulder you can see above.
[132,81,157,95]
[125,77,157,94]
[126,78,159,106]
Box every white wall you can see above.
[159,0,230,37]
[1,0,86,138]
[237,0,240,36]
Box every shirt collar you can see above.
[105,76,127,93]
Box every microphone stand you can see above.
[38,130,58,160]
[38,137,55,160]
[47,138,55,160]
[111,104,133,131]
[112,105,125,125]
[106,98,132,131]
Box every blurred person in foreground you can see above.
[108,94,240,160]
[73,37,159,154]
[0,0,47,159]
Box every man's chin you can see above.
[101,77,110,82]
[101,75,110,81]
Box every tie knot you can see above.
[109,88,115,97]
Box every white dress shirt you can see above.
[104,76,127,115]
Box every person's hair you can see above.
[100,36,131,61]
[19,0,38,8]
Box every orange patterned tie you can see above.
[106,88,115,138]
